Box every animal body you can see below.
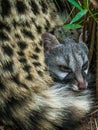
[0,0,93,130]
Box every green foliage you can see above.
[70,9,88,24]
[63,24,82,29]
[64,0,98,29]
[68,0,83,11]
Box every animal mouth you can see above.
[72,80,88,91]
[72,84,79,91]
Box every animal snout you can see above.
[78,81,87,90]
[75,72,88,90]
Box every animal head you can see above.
[42,32,89,91]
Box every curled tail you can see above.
[31,84,93,129]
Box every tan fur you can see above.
[0,0,93,130]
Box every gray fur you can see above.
[41,31,94,129]
[42,32,89,91]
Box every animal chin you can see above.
[72,84,79,91]
[72,81,88,91]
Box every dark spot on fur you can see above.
[45,19,50,31]
[39,41,42,46]
[31,1,39,15]
[46,19,50,27]
[0,107,13,122]
[50,27,55,34]
[23,21,30,27]
[1,0,11,17]
[40,1,48,13]
[44,67,48,72]
[31,19,42,34]
[13,20,29,28]
[26,74,32,80]
[20,83,28,89]
[13,21,18,28]
[7,97,23,107]
[22,29,35,40]
[37,70,43,76]
[0,81,6,90]
[31,18,35,23]
[0,31,10,41]
[11,75,28,89]
[31,54,39,60]
[11,75,20,85]
[19,58,27,63]
[17,51,24,56]
[35,47,41,53]
[29,110,43,130]
[23,65,31,72]
[36,26,42,34]
[3,61,13,72]
[45,26,48,31]
[17,41,27,50]
[0,21,11,31]
[15,34,21,39]
[33,62,41,66]
[16,1,27,14]
[2,45,13,56]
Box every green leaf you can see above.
[70,9,88,24]
[84,0,89,9]
[63,24,82,29]
[68,0,83,11]
[89,12,98,17]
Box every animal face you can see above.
[42,33,89,91]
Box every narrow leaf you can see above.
[63,24,82,29]
[68,0,83,11]
[84,0,89,9]
[70,9,88,24]
[89,12,98,17]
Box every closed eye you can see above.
[58,65,72,73]
[82,61,89,70]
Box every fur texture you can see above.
[0,0,93,130]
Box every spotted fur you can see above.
[0,0,93,130]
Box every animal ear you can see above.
[79,33,88,54]
[42,33,60,53]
